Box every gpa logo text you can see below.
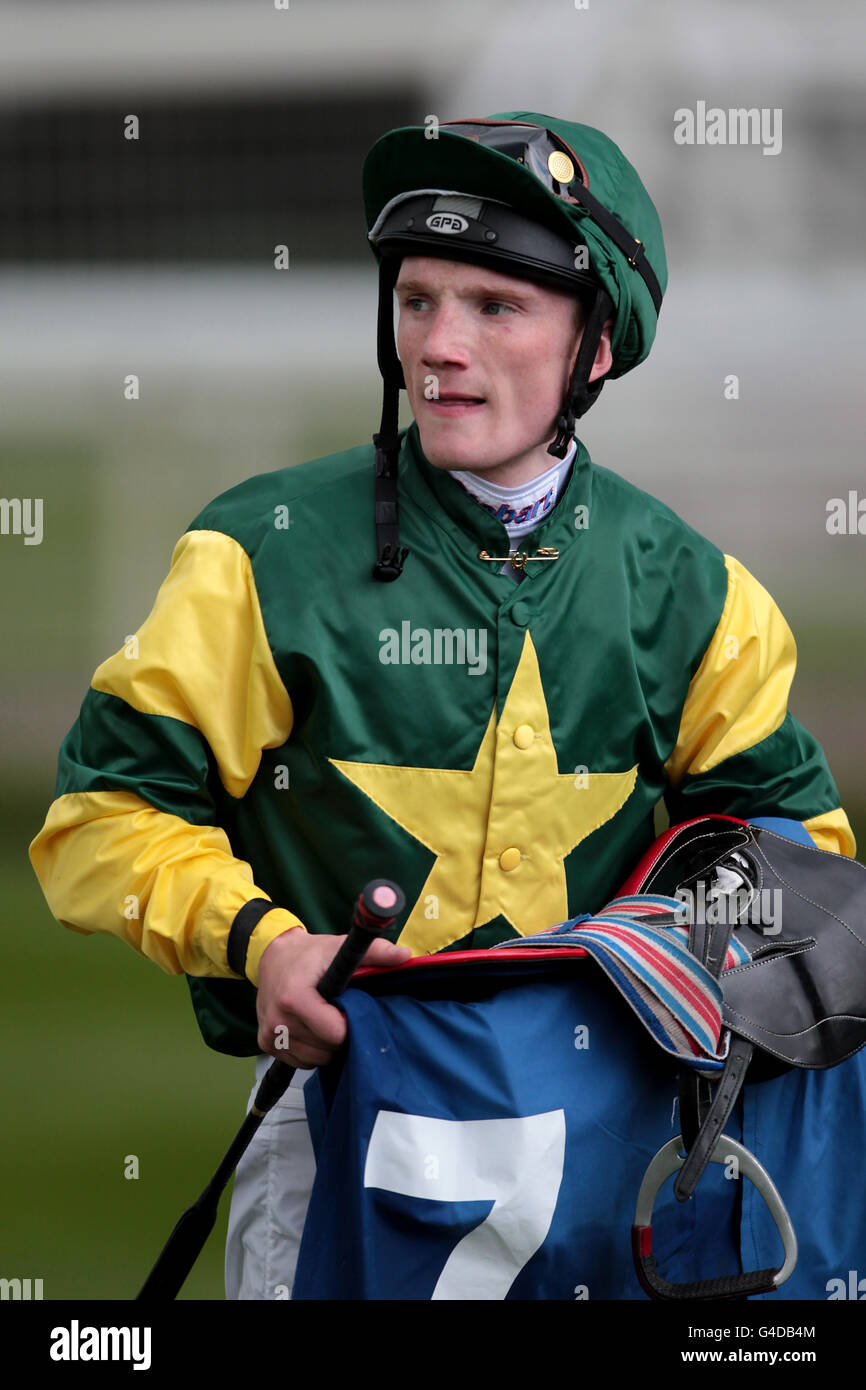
[426,213,469,235]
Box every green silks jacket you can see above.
[30,423,854,1055]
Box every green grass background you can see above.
[1,832,253,1301]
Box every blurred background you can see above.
[2,0,863,1299]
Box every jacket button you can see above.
[510,602,530,627]
[499,848,521,872]
[513,724,534,749]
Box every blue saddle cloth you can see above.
[294,818,866,1301]
[293,958,866,1300]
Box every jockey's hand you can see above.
[256,927,411,1068]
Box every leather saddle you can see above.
[621,814,866,1300]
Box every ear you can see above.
[588,319,614,384]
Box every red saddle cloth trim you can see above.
[355,945,588,980]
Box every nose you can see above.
[419,300,472,370]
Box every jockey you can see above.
[29,112,855,1299]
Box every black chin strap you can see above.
[372,258,409,582]
[548,288,613,458]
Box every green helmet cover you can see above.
[363,111,668,379]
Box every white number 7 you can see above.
[363,1110,566,1299]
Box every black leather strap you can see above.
[678,914,735,1157]
[568,181,663,313]
[226,898,280,979]
[674,1036,755,1201]
[372,255,409,582]
[372,400,408,581]
[678,1071,711,1153]
[549,288,613,455]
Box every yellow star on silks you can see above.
[330,631,638,954]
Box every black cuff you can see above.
[227,898,280,980]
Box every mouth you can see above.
[425,393,486,415]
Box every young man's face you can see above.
[395,255,612,486]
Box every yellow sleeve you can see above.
[28,528,303,984]
[664,554,856,858]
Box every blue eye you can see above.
[483,302,514,316]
